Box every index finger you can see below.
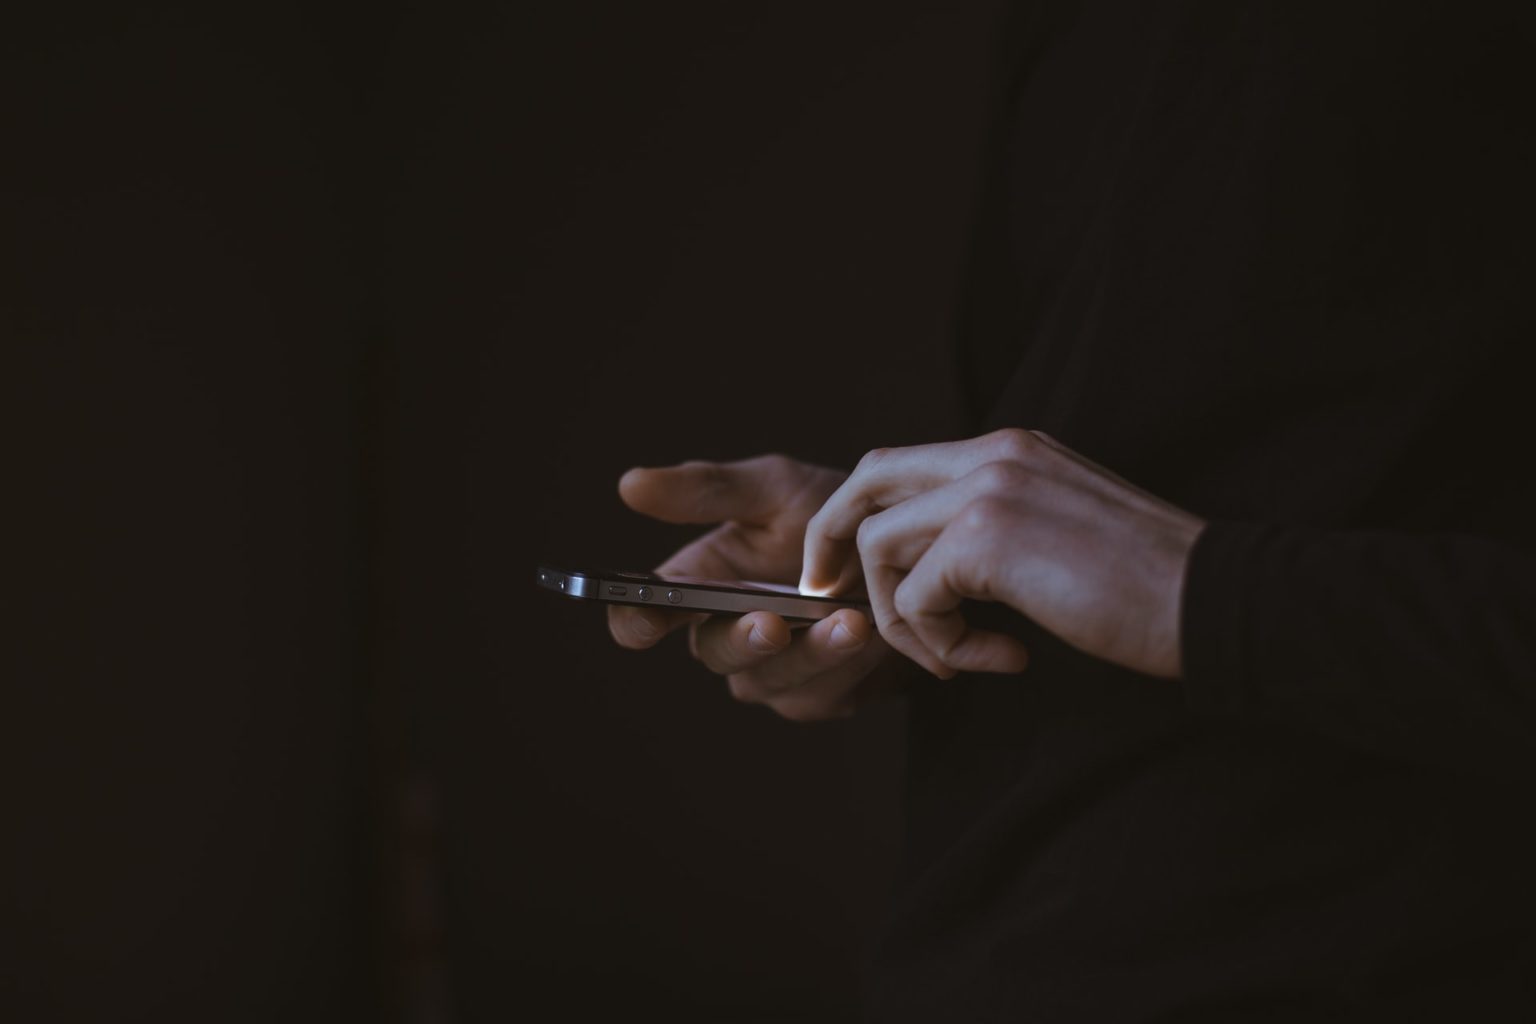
[800,432,1028,594]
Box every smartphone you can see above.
[536,565,869,622]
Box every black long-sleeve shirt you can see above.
[868,2,1536,1019]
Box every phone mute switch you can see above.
[607,585,627,596]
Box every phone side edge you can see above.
[535,566,602,599]
[603,577,866,621]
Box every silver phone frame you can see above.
[536,566,867,622]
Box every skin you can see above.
[803,428,1209,683]
[614,429,1208,721]
[607,455,894,721]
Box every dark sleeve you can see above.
[1181,521,1536,779]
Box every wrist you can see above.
[1150,516,1209,680]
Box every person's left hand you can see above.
[799,428,1207,681]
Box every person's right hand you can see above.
[608,455,893,721]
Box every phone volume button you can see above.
[666,590,681,604]
[637,587,652,601]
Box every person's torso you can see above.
[871,2,1536,1019]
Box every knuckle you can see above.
[958,495,1009,537]
[856,446,892,474]
[929,632,959,664]
[757,452,795,476]
[689,461,728,490]
[892,584,921,622]
[987,427,1038,463]
[974,459,1027,492]
[855,513,884,557]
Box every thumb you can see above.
[618,455,790,526]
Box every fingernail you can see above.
[633,616,658,642]
[799,577,833,598]
[828,622,865,650]
[748,625,780,653]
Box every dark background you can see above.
[2,2,1005,1019]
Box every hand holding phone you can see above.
[597,455,895,722]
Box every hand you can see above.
[609,455,894,720]
[800,428,1207,680]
